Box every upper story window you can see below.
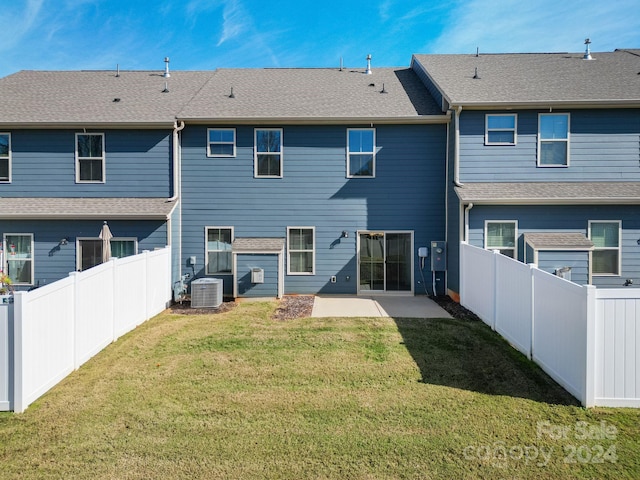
[485,221,517,259]
[538,113,569,167]
[207,128,236,157]
[206,227,233,274]
[0,133,11,182]
[287,227,315,275]
[4,233,33,285]
[589,221,621,276]
[76,133,105,183]
[485,114,517,145]
[347,128,375,177]
[254,129,283,178]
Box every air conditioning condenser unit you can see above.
[191,278,223,308]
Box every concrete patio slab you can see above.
[311,295,452,319]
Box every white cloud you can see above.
[216,0,250,46]
[428,0,640,54]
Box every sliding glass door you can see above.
[358,231,413,294]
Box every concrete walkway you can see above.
[311,295,451,319]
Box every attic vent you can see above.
[113,98,121,103]
[583,38,593,60]
[365,54,372,75]
[164,57,171,77]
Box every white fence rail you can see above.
[2,247,171,413]
[460,242,640,408]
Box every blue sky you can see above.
[1,0,638,77]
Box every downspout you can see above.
[464,203,474,243]
[453,105,463,187]
[168,120,185,202]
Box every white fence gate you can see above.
[1,247,172,413]
[460,242,639,408]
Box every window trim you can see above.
[4,233,34,285]
[0,132,11,183]
[537,113,570,167]
[254,128,283,178]
[205,226,234,275]
[207,128,236,158]
[75,132,105,183]
[287,226,315,275]
[588,220,622,276]
[347,128,376,178]
[484,220,518,259]
[485,114,517,146]
[110,237,138,258]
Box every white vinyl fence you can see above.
[460,242,640,408]
[1,247,171,413]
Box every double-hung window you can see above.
[347,128,375,177]
[287,227,315,275]
[206,227,233,274]
[589,221,621,275]
[76,133,105,182]
[207,128,236,157]
[0,133,10,182]
[255,129,283,178]
[4,233,33,285]
[485,221,517,258]
[486,114,517,145]
[538,113,569,166]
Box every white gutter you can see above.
[453,106,463,187]
[168,120,185,202]
[464,202,474,242]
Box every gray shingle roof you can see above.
[412,49,640,107]
[178,67,444,121]
[0,70,214,126]
[0,197,176,219]
[455,182,640,204]
[524,233,594,250]
[232,238,285,253]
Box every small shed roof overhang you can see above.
[524,232,594,251]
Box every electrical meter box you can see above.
[251,267,264,284]
[430,241,446,271]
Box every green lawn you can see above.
[0,300,638,479]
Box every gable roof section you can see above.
[455,182,640,204]
[178,67,446,123]
[412,49,640,108]
[0,197,176,220]
[0,70,214,127]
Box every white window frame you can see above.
[0,132,11,183]
[484,220,518,259]
[537,113,570,167]
[3,233,34,285]
[207,128,236,157]
[205,226,234,275]
[347,128,376,178]
[254,128,283,178]
[485,114,517,145]
[75,132,105,183]
[287,226,315,275]
[110,237,138,258]
[588,220,622,276]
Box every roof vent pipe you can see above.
[583,38,592,60]
[116,64,120,77]
[164,57,171,77]
[365,54,372,74]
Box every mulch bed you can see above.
[431,295,482,322]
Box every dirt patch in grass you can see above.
[168,299,237,315]
[272,295,315,320]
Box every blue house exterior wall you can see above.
[2,129,173,197]
[179,124,447,295]
[536,250,590,286]
[467,204,640,288]
[458,109,640,183]
[236,254,279,297]
[0,219,168,290]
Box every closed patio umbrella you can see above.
[99,221,113,263]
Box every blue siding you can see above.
[236,254,279,297]
[467,205,640,288]
[537,251,590,286]
[0,219,167,288]
[2,130,173,197]
[459,109,640,182]
[180,124,447,295]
